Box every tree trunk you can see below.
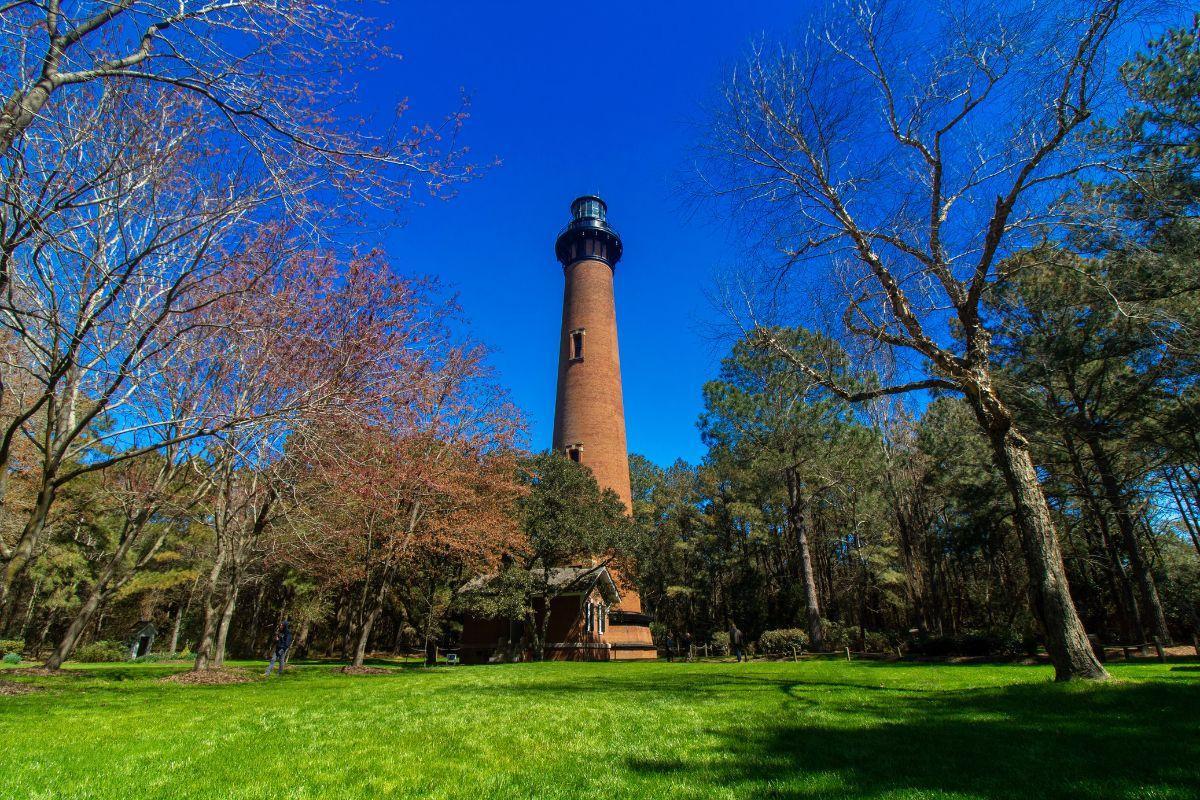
[786,472,825,650]
[212,583,240,668]
[16,577,42,642]
[975,402,1107,680]
[1166,470,1200,558]
[1082,434,1171,644]
[169,573,200,656]
[168,603,184,656]
[351,606,381,667]
[0,482,56,607]
[192,549,228,671]
[294,619,311,659]
[44,584,111,669]
[351,576,390,668]
[1060,432,1143,643]
[44,513,162,668]
[0,75,59,154]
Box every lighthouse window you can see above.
[566,444,582,463]
[570,329,584,360]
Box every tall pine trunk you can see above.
[978,410,1107,680]
[1061,432,1144,643]
[1082,434,1171,644]
[786,470,824,651]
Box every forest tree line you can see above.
[671,2,1199,680]
[0,2,1197,681]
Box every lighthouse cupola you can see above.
[555,194,623,269]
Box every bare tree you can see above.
[0,84,268,604]
[0,0,473,208]
[182,246,459,671]
[704,0,1151,679]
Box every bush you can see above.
[861,630,893,653]
[758,628,810,654]
[74,640,128,663]
[818,620,853,651]
[710,631,730,656]
[2,651,20,665]
[0,638,23,657]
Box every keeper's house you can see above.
[459,565,654,664]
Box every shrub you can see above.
[2,652,20,665]
[74,640,128,663]
[710,631,730,656]
[758,628,810,654]
[818,620,853,651]
[861,630,893,653]
[0,638,23,657]
[649,621,670,645]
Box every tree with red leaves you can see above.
[285,339,523,668]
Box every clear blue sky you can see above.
[353,0,806,466]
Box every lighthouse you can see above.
[551,195,655,658]
[551,195,632,509]
[457,195,656,663]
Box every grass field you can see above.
[2,657,1198,800]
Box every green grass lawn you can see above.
[2,657,1198,800]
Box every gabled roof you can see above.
[463,564,622,605]
[545,566,621,604]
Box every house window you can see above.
[570,329,584,361]
[598,604,607,635]
[584,602,595,633]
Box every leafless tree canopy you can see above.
[706,0,1142,396]
[0,0,478,208]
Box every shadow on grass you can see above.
[626,680,1199,800]
[289,656,435,670]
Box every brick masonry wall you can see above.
[551,256,650,621]
[551,256,633,509]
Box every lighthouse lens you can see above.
[573,197,605,221]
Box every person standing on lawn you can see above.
[728,622,745,662]
[265,619,293,677]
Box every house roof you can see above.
[464,564,622,605]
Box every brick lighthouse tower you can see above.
[457,195,655,663]
[552,195,631,507]
[552,195,655,659]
